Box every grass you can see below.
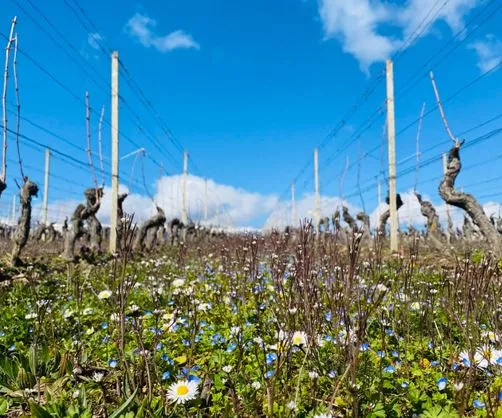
[0,226,501,417]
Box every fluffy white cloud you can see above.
[87,32,104,50]
[318,0,481,71]
[469,34,502,73]
[125,13,199,53]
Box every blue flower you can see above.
[156,343,163,350]
[161,371,171,380]
[8,344,16,351]
[427,341,434,349]
[360,343,369,352]
[473,400,485,409]
[266,353,277,365]
[325,312,332,322]
[100,322,108,329]
[391,351,399,358]
[377,351,386,358]
[188,374,201,383]
[265,370,274,379]
[383,365,395,373]
[437,377,447,391]
[498,392,502,401]
[328,370,337,378]
[108,359,119,368]
[0,331,5,337]
[226,343,237,352]
[431,360,439,367]
[102,335,110,343]
[385,329,395,337]
[401,381,409,388]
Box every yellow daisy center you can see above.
[176,385,189,396]
[293,336,302,344]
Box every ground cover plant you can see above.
[0,225,501,417]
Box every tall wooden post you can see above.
[42,148,50,225]
[204,178,208,222]
[386,59,398,252]
[109,51,119,253]
[182,151,188,224]
[314,148,320,228]
[291,181,296,227]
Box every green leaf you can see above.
[109,388,138,418]
[0,398,10,415]
[29,402,53,418]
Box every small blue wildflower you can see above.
[427,341,434,349]
[161,371,171,380]
[473,400,485,409]
[182,339,190,347]
[383,365,395,373]
[227,343,237,352]
[325,312,332,322]
[188,374,201,383]
[266,353,278,365]
[360,343,369,352]
[431,360,439,367]
[377,351,386,358]
[324,335,333,342]
[100,322,108,329]
[385,329,395,337]
[437,377,447,391]
[452,362,459,370]
[328,370,337,378]
[498,392,502,401]
[401,381,409,388]
[265,370,274,379]
[156,343,163,350]
[108,359,119,368]
[391,351,399,358]
[461,358,471,367]
[144,310,153,316]
[0,330,4,337]
[8,344,16,351]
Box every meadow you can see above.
[0,226,501,417]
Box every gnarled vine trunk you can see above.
[342,206,357,230]
[134,206,166,251]
[415,192,443,249]
[10,178,38,266]
[439,144,501,253]
[378,194,403,236]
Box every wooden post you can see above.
[291,181,296,227]
[109,51,119,253]
[386,59,398,252]
[204,178,208,222]
[181,151,188,224]
[42,148,50,225]
[314,148,320,228]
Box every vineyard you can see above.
[1,0,502,417]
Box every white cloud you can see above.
[124,13,199,53]
[87,32,103,50]
[318,0,481,71]
[469,34,502,73]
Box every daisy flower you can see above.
[167,380,199,404]
[98,290,112,300]
[292,331,308,346]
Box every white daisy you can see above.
[98,290,112,300]
[292,331,308,347]
[166,380,199,404]
[172,279,185,288]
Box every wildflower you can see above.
[266,352,277,365]
[473,399,485,409]
[289,307,298,314]
[401,381,409,388]
[162,371,171,380]
[251,381,261,390]
[98,290,112,300]
[222,365,233,373]
[92,372,104,382]
[25,313,37,320]
[108,359,118,368]
[83,308,93,315]
[286,401,297,410]
[328,370,337,378]
[63,309,73,319]
[265,370,274,378]
[376,284,388,292]
[292,331,307,347]
[313,414,333,418]
[360,343,369,351]
[437,377,447,391]
[308,371,319,379]
[166,380,199,404]
[383,365,395,373]
[453,382,464,391]
[172,279,185,288]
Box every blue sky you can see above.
[1,0,502,228]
